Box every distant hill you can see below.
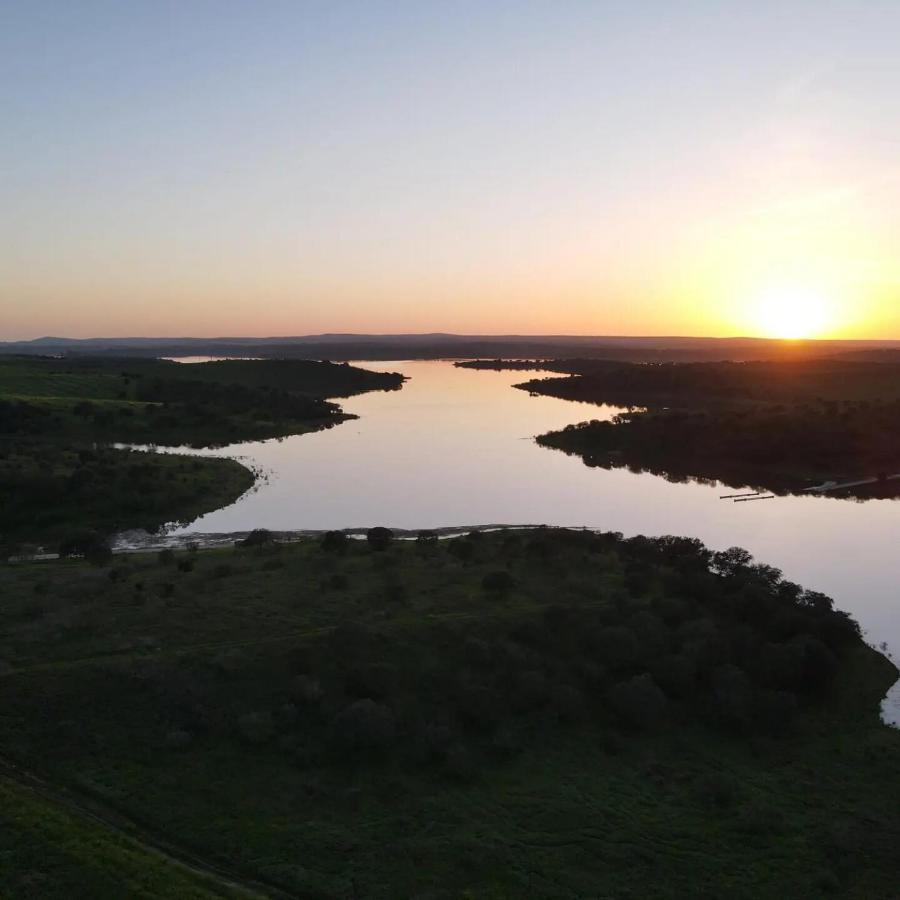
[2,334,898,363]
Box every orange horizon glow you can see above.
[4,7,900,344]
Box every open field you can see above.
[0,529,896,897]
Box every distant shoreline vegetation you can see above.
[461,358,900,499]
[0,357,405,550]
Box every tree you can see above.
[58,531,112,565]
[321,530,349,553]
[236,711,275,745]
[366,527,394,551]
[332,699,395,754]
[481,570,514,594]
[607,673,668,731]
[416,530,439,550]
[239,528,274,548]
[712,546,753,578]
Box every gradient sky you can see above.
[2,1,899,339]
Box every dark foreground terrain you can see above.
[0,529,896,898]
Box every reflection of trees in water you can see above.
[544,439,900,502]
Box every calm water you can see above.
[136,360,900,722]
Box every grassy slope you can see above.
[0,532,896,898]
[0,775,258,899]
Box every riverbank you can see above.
[0,357,404,548]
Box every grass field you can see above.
[0,530,896,897]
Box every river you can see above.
[120,359,900,724]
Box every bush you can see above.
[164,729,192,750]
[239,528,274,548]
[695,772,739,810]
[366,527,394,551]
[416,530,439,549]
[549,683,586,723]
[332,699,395,754]
[444,743,476,781]
[291,674,323,706]
[607,673,668,731]
[58,531,112,565]
[157,548,176,565]
[447,539,476,563]
[321,530,349,553]
[237,711,275,745]
[345,662,395,700]
[481,570,515,593]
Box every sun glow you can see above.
[753,286,835,339]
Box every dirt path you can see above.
[0,754,299,900]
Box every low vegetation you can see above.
[0,529,896,897]
[0,356,404,549]
[0,444,254,549]
[464,358,900,497]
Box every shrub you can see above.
[447,539,476,563]
[237,711,275,745]
[607,673,668,731]
[481,570,515,593]
[366,527,394,551]
[456,682,504,733]
[332,699,395,754]
[549,683,586,723]
[490,724,524,760]
[695,772,739,810]
[291,674,323,706]
[416,530,439,548]
[58,531,112,565]
[157,548,176,565]
[275,702,299,729]
[164,729,192,750]
[321,530,349,553]
[444,743,476,781]
[239,528,274,548]
[345,662,395,700]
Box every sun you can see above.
[753,286,834,339]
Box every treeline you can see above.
[0,443,253,547]
[0,356,406,445]
[540,401,900,494]
[0,356,404,545]
[63,529,866,773]
[495,359,900,495]
[516,358,900,405]
[2,528,895,896]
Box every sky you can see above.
[2,1,899,340]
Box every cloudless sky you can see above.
[2,1,899,339]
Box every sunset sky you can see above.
[2,1,899,340]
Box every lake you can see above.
[125,359,900,723]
